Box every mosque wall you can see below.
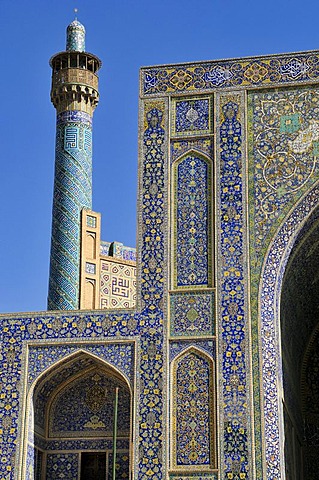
[140,51,319,479]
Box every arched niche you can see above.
[84,278,95,309]
[171,151,213,290]
[25,351,132,480]
[86,232,96,259]
[171,347,216,471]
[259,184,319,479]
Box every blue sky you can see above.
[1,0,317,312]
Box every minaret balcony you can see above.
[52,67,99,91]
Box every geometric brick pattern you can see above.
[100,259,136,309]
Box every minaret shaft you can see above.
[48,21,101,310]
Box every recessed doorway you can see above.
[81,452,106,480]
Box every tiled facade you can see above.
[2,19,319,480]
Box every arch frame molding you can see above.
[259,182,319,479]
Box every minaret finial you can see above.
[66,13,86,52]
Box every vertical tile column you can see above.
[168,95,217,479]
[216,92,253,480]
[136,100,168,479]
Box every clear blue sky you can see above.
[1,0,317,312]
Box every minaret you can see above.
[48,17,101,310]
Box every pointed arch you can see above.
[171,148,212,166]
[171,346,216,470]
[28,346,134,393]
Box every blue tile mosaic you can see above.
[28,342,135,386]
[169,340,216,362]
[66,20,86,52]
[46,453,79,479]
[5,21,319,479]
[169,476,218,480]
[173,350,214,468]
[0,312,138,479]
[258,185,319,479]
[136,101,167,479]
[247,87,319,478]
[50,371,130,437]
[248,87,319,266]
[172,98,211,136]
[45,439,129,450]
[217,95,250,479]
[171,139,213,164]
[174,155,211,288]
[108,451,130,479]
[170,292,215,337]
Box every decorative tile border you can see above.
[171,139,213,164]
[247,85,319,478]
[141,51,319,95]
[169,474,218,480]
[173,155,212,289]
[45,439,129,450]
[172,349,215,468]
[136,99,169,479]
